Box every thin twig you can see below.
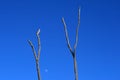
[74,56,78,80]
[37,29,41,60]
[74,8,80,51]
[28,29,41,80]
[36,60,41,80]
[28,40,37,60]
[62,8,80,80]
[62,18,74,56]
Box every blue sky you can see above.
[0,0,120,80]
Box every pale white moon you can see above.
[45,69,48,72]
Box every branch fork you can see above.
[62,8,80,80]
[28,29,41,80]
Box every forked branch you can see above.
[62,8,80,80]
[28,29,41,80]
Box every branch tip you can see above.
[37,29,40,35]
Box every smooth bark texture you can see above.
[62,8,80,80]
[28,29,41,80]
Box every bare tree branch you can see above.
[36,29,41,60]
[74,56,78,80]
[28,29,41,80]
[62,8,80,80]
[36,59,41,80]
[28,40,37,60]
[74,8,80,51]
[62,17,74,56]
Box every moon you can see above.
[45,69,48,73]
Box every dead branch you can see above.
[62,18,74,57]
[62,8,80,80]
[28,29,41,80]
[36,29,41,61]
[74,8,80,51]
[28,40,37,60]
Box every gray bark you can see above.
[28,29,41,80]
[62,8,80,80]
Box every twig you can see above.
[36,29,41,61]
[62,8,80,80]
[62,18,74,57]
[74,8,80,51]
[28,29,41,80]
[28,40,37,60]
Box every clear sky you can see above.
[0,0,120,80]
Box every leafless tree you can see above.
[28,29,41,80]
[62,8,80,80]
